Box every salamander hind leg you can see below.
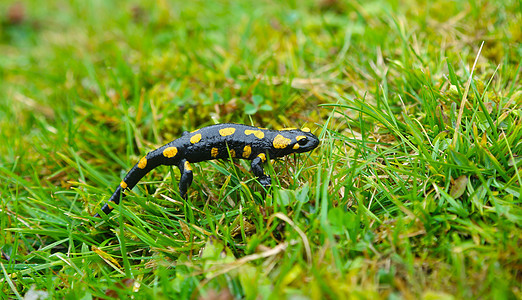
[251,154,271,188]
[177,159,194,199]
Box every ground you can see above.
[0,0,520,299]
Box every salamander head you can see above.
[270,127,320,157]
[291,127,320,153]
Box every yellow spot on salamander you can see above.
[190,133,202,144]
[273,134,291,149]
[120,181,128,189]
[219,127,236,136]
[258,153,266,162]
[244,129,265,139]
[163,147,178,158]
[107,202,114,210]
[229,149,236,157]
[211,147,219,158]
[243,145,252,158]
[302,127,311,133]
[184,161,192,171]
[293,144,299,150]
[281,127,297,131]
[138,156,147,169]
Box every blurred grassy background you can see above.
[1,0,521,299]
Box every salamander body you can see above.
[94,123,319,217]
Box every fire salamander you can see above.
[94,123,319,217]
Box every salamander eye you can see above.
[297,137,309,145]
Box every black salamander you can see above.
[94,123,319,217]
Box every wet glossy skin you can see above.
[94,123,319,217]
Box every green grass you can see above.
[1,0,521,298]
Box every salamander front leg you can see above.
[177,159,193,198]
[251,154,271,188]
